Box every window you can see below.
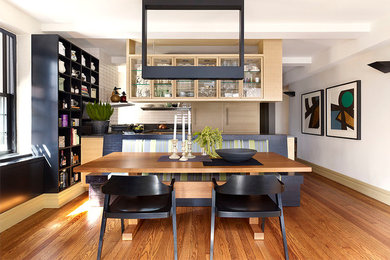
[0,28,16,155]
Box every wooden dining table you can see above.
[75,152,311,241]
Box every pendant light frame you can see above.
[142,0,244,80]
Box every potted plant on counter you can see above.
[86,102,114,135]
[194,126,223,158]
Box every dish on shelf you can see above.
[216,148,257,163]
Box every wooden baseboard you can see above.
[44,183,86,208]
[0,194,46,233]
[0,183,87,233]
[297,158,390,206]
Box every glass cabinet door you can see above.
[176,80,195,98]
[220,57,240,98]
[243,57,262,98]
[198,57,217,67]
[152,57,173,98]
[198,80,217,98]
[130,57,151,98]
[175,57,195,98]
[197,57,217,98]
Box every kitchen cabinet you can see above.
[191,102,224,132]
[220,57,240,98]
[126,39,282,102]
[175,57,196,98]
[191,102,260,134]
[127,54,264,102]
[80,137,104,187]
[222,103,260,134]
[152,57,174,98]
[129,56,151,98]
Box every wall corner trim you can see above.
[0,183,87,233]
[297,158,390,206]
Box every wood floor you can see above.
[1,172,390,260]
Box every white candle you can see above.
[188,110,191,136]
[173,114,177,140]
[182,113,185,144]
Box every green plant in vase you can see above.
[86,102,114,135]
[193,126,223,158]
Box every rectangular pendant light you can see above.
[142,0,244,80]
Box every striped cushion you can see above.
[243,139,269,152]
[122,139,144,152]
[143,139,173,152]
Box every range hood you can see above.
[140,103,190,111]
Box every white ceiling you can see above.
[8,0,390,24]
[6,0,390,71]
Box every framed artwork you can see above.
[301,90,324,135]
[326,80,361,140]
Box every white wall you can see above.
[83,48,121,124]
[0,1,41,154]
[287,44,390,191]
[275,95,289,134]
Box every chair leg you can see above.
[261,217,266,232]
[97,216,107,260]
[277,194,289,260]
[279,215,289,260]
[210,190,216,260]
[172,190,178,260]
[121,219,125,233]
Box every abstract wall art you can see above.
[326,80,361,140]
[301,90,324,135]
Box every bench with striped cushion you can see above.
[121,139,269,181]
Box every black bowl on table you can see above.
[133,129,143,133]
[216,148,257,163]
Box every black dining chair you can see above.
[97,175,177,260]
[210,175,288,260]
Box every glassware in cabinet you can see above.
[175,57,195,98]
[197,57,217,98]
[198,80,217,98]
[176,80,195,98]
[152,57,173,98]
[243,57,262,98]
[130,57,151,98]
[220,57,240,98]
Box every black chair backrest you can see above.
[215,175,284,195]
[102,175,171,196]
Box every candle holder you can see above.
[187,135,195,159]
[169,139,180,159]
[179,140,188,161]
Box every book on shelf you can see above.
[59,136,65,148]
[71,128,80,146]
[91,88,97,98]
[81,85,89,97]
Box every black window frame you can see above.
[0,28,17,156]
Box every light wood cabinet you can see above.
[261,40,282,101]
[222,103,260,134]
[191,102,260,134]
[191,102,224,132]
[126,39,282,102]
[127,54,265,102]
[80,137,103,187]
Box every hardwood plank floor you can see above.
[1,172,390,259]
